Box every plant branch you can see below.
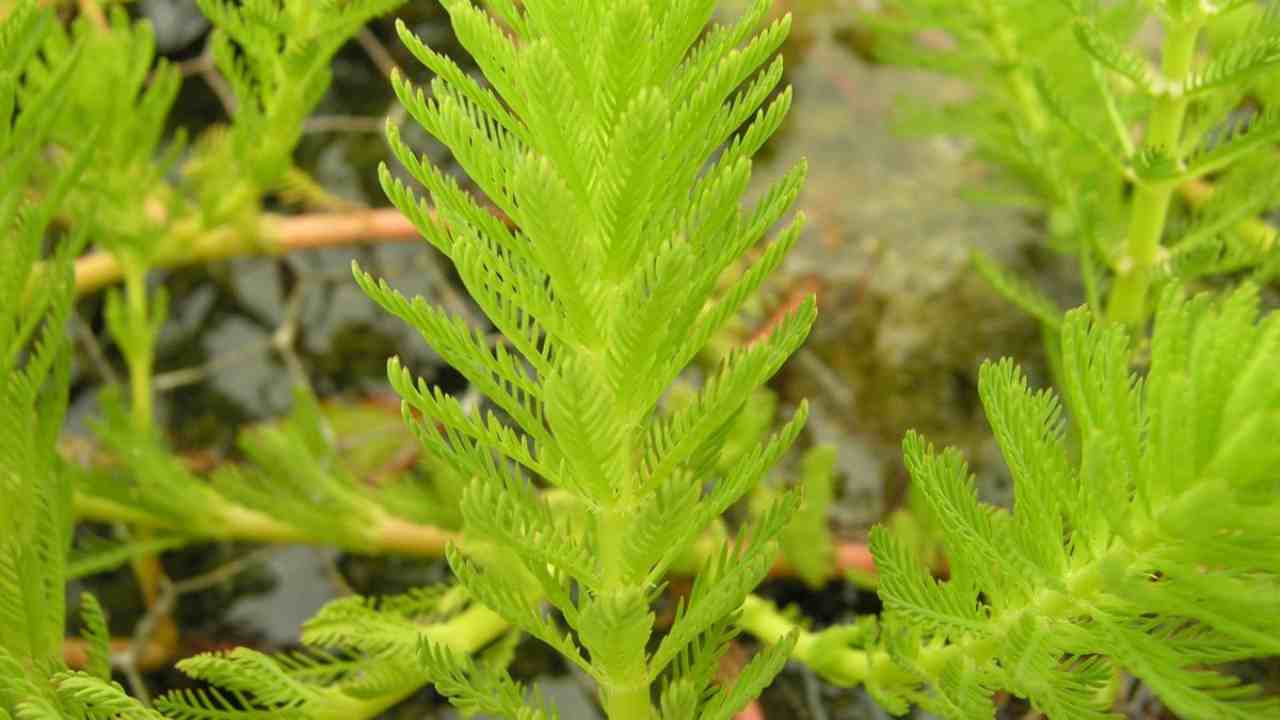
[73,208,423,296]
[739,594,873,687]
[1106,17,1203,325]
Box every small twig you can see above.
[120,588,171,706]
[801,664,831,720]
[121,660,152,706]
[170,546,278,595]
[747,274,824,347]
[175,52,214,79]
[80,546,280,690]
[152,338,275,392]
[72,312,122,386]
[272,282,311,389]
[356,27,400,79]
[303,114,388,134]
[795,351,855,415]
[192,36,237,115]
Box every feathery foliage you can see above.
[1,6,84,710]
[863,286,1280,719]
[73,386,464,561]
[4,1,1278,718]
[156,588,511,720]
[194,0,405,214]
[866,0,1280,327]
[0,8,152,720]
[352,0,812,716]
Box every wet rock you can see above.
[139,0,209,53]
[228,545,341,645]
[757,17,1071,524]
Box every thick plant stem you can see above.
[598,505,655,720]
[603,684,654,720]
[72,492,463,557]
[1106,19,1202,326]
[739,595,872,685]
[74,481,878,577]
[293,603,513,720]
[741,543,1115,697]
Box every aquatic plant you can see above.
[868,0,1280,328]
[3,1,1278,718]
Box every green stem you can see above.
[426,602,514,654]
[118,257,167,607]
[986,2,1047,137]
[72,491,462,557]
[739,595,872,685]
[740,539,1128,709]
[328,604,513,720]
[1006,61,1048,137]
[598,506,654,720]
[602,683,654,720]
[122,261,154,434]
[1106,18,1202,326]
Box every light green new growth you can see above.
[864,285,1280,719]
[773,444,838,588]
[351,0,814,716]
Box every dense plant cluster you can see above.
[1,0,1277,718]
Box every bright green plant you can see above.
[23,6,182,434]
[350,0,814,716]
[9,2,822,718]
[741,287,1280,719]
[191,0,405,226]
[0,10,84,696]
[41,0,414,601]
[768,443,838,589]
[21,0,405,432]
[864,285,1280,718]
[47,0,819,717]
[866,0,1280,329]
[7,1,1280,718]
[0,6,165,716]
[820,4,1280,715]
